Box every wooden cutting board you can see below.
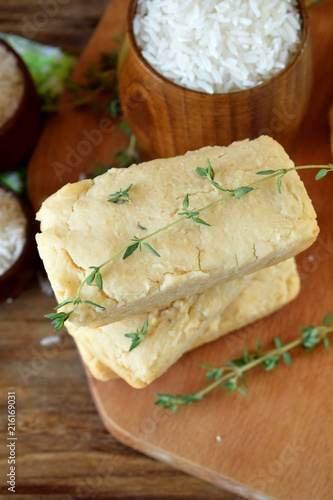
[27,1,333,499]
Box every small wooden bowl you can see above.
[0,182,37,302]
[0,39,41,171]
[118,0,312,158]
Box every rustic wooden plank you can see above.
[0,282,227,498]
[0,0,109,55]
[0,1,234,496]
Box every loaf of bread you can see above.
[191,257,300,349]
[36,136,317,327]
[68,258,299,387]
[67,273,253,388]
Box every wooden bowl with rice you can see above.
[0,181,37,302]
[0,39,41,171]
[118,0,312,158]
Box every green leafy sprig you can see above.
[155,313,333,412]
[90,123,140,177]
[196,159,254,198]
[124,320,149,351]
[123,237,161,260]
[46,163,333,330]
[178,194,211,226]
[108,184,134,205]
[42,48,119,113]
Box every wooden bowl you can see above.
[0,182,37,302]
[0,39,41,172]
[117,0,312,158]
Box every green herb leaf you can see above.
[54,299,75,310]
[108,184,134,205]
[277,176,282,194]
[201,365,223,381]
[119,120,132,137]
[256,170,278,175]
[142,242,161,257]
[95,270,103,291]
[315,169,328,180]
[87,266,103,291]
[123,242,140,260]
[196,167,208,177]
[233,186,254,199]
[282,352,292,365]
[81,300,105,309]
[182,193,189,210]
[154,392,202,412]
[125,320,149,351]
[236,386,247,396]
[191,216,211,226]
[300,325,321,349]
[324,337,330,351]
[323,312,332,326]
[44,311,71,331]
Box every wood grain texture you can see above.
[27,0,134,211]
[117,0,312,158]
[0,1,239,498]
[0,283,227,499]
[0,39,41,171]
[0,0,109,55]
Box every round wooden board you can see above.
[27,1,333,499]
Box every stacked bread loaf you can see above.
[36,136,318,388]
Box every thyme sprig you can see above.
[155,313,333,412]
[108,184,134,205]
[42,49,119,113]
[90,123,140,177]
[123,237,161,260]
[124,320,149,351]
[196,159,254,198]
[46,163,333,330]
[178,194,211,226]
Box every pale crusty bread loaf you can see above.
[67,274,253,388]
[69,259,299,387]
[36,136,317,327]
[190,257,300,350]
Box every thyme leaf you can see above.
[123,237,160,260]
[125,320,149,351]
[178,194,211,226]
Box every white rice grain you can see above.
[134,0,302,94]
[0,188,27,276]
[0,44,24,128]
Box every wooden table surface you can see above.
[0,2,239,498]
